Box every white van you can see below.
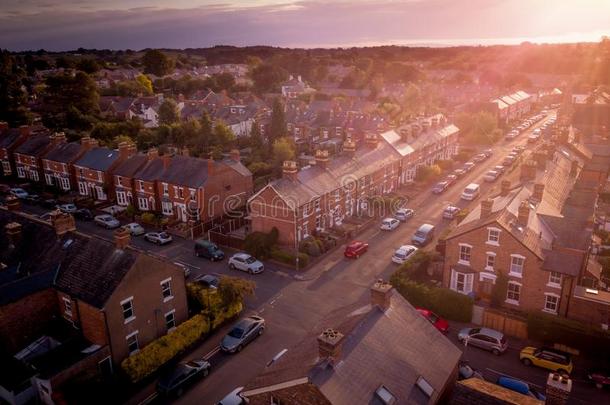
[461,183,480,201]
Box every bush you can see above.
[390,273,473,322]
[490,273,508,308]
[299,237,323,257]
[527,312,610,357]
[140,212,157,225]
[271,248,309,268]
[244,227,279,259]
[397,250,432,282]
[435,159,454,171]
[415,165,442,183]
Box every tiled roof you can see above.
[542,249,585,277]
[158,155,209,188]
[113,154,148,177]
[0,128,22,148]
[44,142,82,163]
[14,135,50,156]
[245,290,461,405]
[75,147,120,171]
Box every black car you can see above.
[74,208,93,220]
[23,194,41,204]
[194,239,225,261]
[194,274,220,289]
[41,198,59,208]
[157,360,211,397]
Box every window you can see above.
[121,297,135,323]
[60,177,70,191]
[126,331,139,355]
[30,170,39,181]
[116,191,128,206]
[548,272,562,288]
[116,176,122,187]
[165,310,176,331]
[506,282,521,304]
[161,278,173,301]
[510,255,525,277]
[78,181,87,195]
[138,197,149,211]
[314,199,321,211]
[485,252,496,271]
[487,228,500,244]
[138,180,144,191]
[62,297,72,317]
[78,167,84,178]
[451,270,473,294]
[162,201,173,215]
[17,166,26,178]
[459,244,472,264]
[178,188,184,198]
[1,160,11,175]
[45,173,54,185]
[162,183,169,196]
[96,186,106,200]
[544,294,559,314]
[315,216,322,229]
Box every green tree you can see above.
[43,71,99,129]
[76,58,101,74]
[250,63,288,93]
[158,99,180,125]
[272,137,295,172]
[142,50,175,77]
[269,99,286,142]
[213,73,235,91]
[213,121,236,146]
[0,50,32,125]
[217,276,255,307]
[456,111,500,145]
[248,120,265,156]
[135,74,153,95]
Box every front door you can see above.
[480,278,494,301]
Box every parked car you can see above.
[458,361,484,381]
[482,149,493,158]
[194,239,225,261]
[502,155,516,166]
[496,376,546,400]
[228,253,264,274]
[220,316,265,353]
[123,222,145,236]
[505,130,519,140]
[394,208,414,221]
[23,194,41,204]
[463,161,476,172]
[74,208,93,221]
[457,327,508,355]
[445,174,458,185]
[432,181,449,194]
[194,274,220,289]
[452,168,466,177]
[380,217,400,231]
[442,205,461,219]
[411,223,435,246]
[94,214,120,229]
[57,203,77,213]
[484,170,500,182]
[391,245,418,264]
[461,183,480,201]
[217,387,245,405]
[519,347,573,375]
[144,231,173,245]
[494,165,506,174]
[9,188,28,199]
[344,240,369,259]
[472,153,487,163]
[416,308,449,334]
[528,133,540,143]
[587,367,610,389]
[41,198,59,208]
[157,359,211,397]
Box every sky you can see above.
[1,0,610,51]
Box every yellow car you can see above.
[519,346,573,375]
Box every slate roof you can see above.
[14,135,50,156]
[75,147,120,171]
[134,158,165,182]
[158,155,210,188]
[0,128,22,149]
[244,290,461,405]
[44,142,82,163]
[113,154,148,177]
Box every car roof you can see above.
[477,328,504,339]
[397,245,416,251]
[348,240,364,246]
[417,223,434,231]
[234,252,251,259]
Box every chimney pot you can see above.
[500,180,511,196]
[282,160,298,182]
[147,147,159,160]
[480,199,493,218]
[317,328,345,363]
[5,222,22,247]
[50,210,76,236]
[118,142,132,160]
[230,149,241,162]
[315,149,330,169]
[370,279,393,311]
[520,160,537,181]
[545,372,572,405]
[114,227,131,250]
[19,125,30,138]
[517,201,531,227]
[533,183,545,201]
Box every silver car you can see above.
[220,316,265,353]
[228,253,264,274]
[144,231,173,245]
[94,214,121,229]
[458,327,508,355]
[123,222,145,236]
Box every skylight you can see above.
[375,385,396,405]
[416,376,434,398]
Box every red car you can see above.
[344,241,369,259]
[588,368,610,389]
[416,308,449,334]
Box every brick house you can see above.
[442,145,598,320]
[0,123,31,176]
[113,150,155,209]
[74,142,136,201]
[41,136,98,192]
[13,133,56,182]
[241,281,461,405]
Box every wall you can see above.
[249,186,297,246]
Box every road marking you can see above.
[138,392,157,405]
[203,346,221,360]
[267,349,288,366]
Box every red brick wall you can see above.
[78,300,109,347]
[567,296,610,327]
[0,289,59,352]
[250,186,297,246]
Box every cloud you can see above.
[0,0,608,51]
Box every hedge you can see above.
[121,302,242,382]
[390,273,473,322]
[526,312,610,357]
[271,248,309,268]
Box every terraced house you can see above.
[0,123,31,176]
[13,133,55,182]
[42,136,98,192]
[442,143,601,323]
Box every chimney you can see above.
[0,122,8,132]
[500,180,511,196]
[229,149,240,162]
[162,154,172,170]
[364,132,379,148]
[317,328,345,364]
[118,142,131,160]
[343,138,356,158]
[282,160,298,182]
[480,199,493,218]
[533,183,545,201]
[5,222,22,248]
[370,279,393,311]
[19,125,30,138]
[5,196,20,212]
[147,147,159,160]
[517,201,531,227]
[207,157,214,175]
[182,147,189,157]
[50,210,76,236]
[51,132,67,147]
[128,143,137,157]
[114,227,131,250]
[80,136,98,151]
[545,372,572,405]
[315,149,330,170]
[520,160,537,181]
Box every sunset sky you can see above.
[2,0,610,51]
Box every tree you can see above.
[43,71,99,129]
[213,121,236,146]
[142,50,174,77]
[213,73,235,91]
[272,137,295,172]
[158,99,180,125]
[250,63,288,93]
[248,120,265,157]
[455,111,500,145]
[0,50,32,125]
[76,58,101,74]
[135,74,153,95]
[217,276,255,307]
[269,99,286,142]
